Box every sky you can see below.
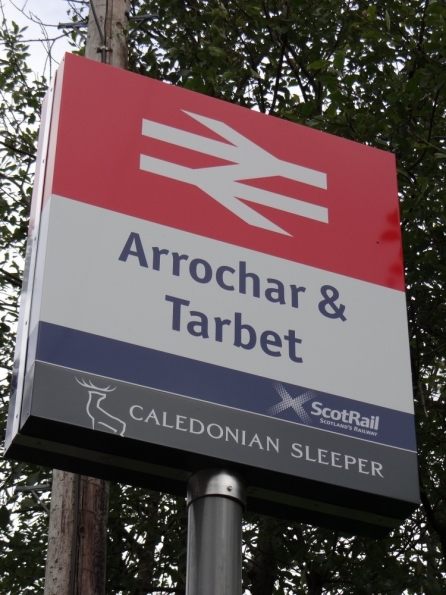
[1,0,76,78]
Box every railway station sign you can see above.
[6,53,419,537]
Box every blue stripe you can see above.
[31,322,417,451]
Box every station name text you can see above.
[118,232,347,363]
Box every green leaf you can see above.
[333,50,345,69]
[367,5,377,20]
[308,59,329,70]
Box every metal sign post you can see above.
[186,470,246,595]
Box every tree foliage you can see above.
[0,11,51,594]
[0,0,445,593]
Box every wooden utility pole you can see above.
[44,2,130,594]
[85,0,130,67]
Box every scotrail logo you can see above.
[268,382,317,424]
[310,401,380,434]
[140,112,327,236]
[267,382,380,437]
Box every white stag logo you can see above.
[76,378,126,437]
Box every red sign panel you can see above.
[45,55,403,291]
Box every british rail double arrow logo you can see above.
[140,112,328,236]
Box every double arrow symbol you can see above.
[140,111,328,236]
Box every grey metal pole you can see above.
[186,469,246,595]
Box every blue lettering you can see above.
[283,330,303,363]
[118,232,148,268]
[215,317,231,342]
[239,261,260,298]
[260,330,282,356]
[216,265,235,291]
[234,312,256,349]
[187,311,209,338]
[265,279,285,304]
[152,247,169,270]
[290,285,306,308]
[189,258,212,284]
[172,252,189,276]
[165,295,190,330]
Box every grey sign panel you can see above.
[7,360,418,537]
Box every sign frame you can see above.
[5,54,419,538]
